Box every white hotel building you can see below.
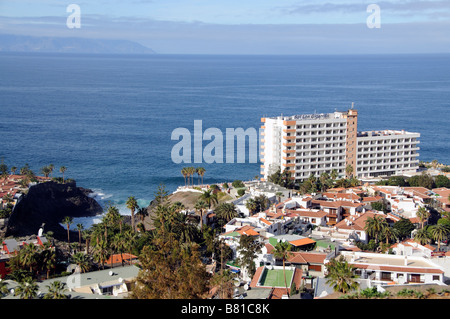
[260,108,420,182]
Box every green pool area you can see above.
[259,267,294,288]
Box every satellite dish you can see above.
[109,271,113,276]
[118,277,123,283]
[244,284,249,291]
[38,228,43,237]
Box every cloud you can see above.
[1,14,449,54]
[279,0,450,20]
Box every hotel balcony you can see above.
[283,142,296,147]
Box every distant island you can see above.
[0,34,156,54]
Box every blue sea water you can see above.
[0,53,449,221]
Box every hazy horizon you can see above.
[1,0,450,55]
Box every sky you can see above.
[1,0,450,54]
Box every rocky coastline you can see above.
[5,181,103,241]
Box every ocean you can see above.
[1,52,449,224]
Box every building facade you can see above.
[260,107,420,183]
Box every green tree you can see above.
[200,189,218,209]
[345,164,354,178]
[273,241,293,297]
[214,203,238,227]
[43,281,69,299]
[393,218,415,240]
[62,216,73,244]
[40,247,56,279]
[414,228,431,245]
[131,239,210,299]
[181,167,188,187]
[71,252,92,273]
[92,239,110,269]
[59,166,67,183]
[197,167,206,186]
[210,269,236,299]
[408,173,435,189]
[111,233,127,267]
[40,166,51,178]
[429,224,450,251]
[14,277,39,299]
[382,226,399,245]
[126,196,139,232]
[236,235,262,279]
[416,207,430,229]
[19,243,39,274]
[76,223,84,251]
[325,256,359,294]
[435,175,450,188]
[330,169,339,181]
[364,215,388,245]
[194,199,209,229]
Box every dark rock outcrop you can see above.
[6,181,103,241]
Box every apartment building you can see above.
[260,107,420,183]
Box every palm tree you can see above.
[82,229,91,254]
[364,215,388,245]
[245,198,258,215]
[19,243,39,274]
[43,281,69,299]
[197,167,206,186]
[92,239,110,269]
[76,223,84,251]
[71,252,92,273]
[430,224,450,251]
[41,166,51,178]
[210,269,235,299]
[200,189,218,209]
[59,166,67,183]
[111,233,127,267]
[414,228,431,245]
[319,172,331,192]
[181,167,188,187]
[345,164,354,178]
[40,247,56,279]
[330,169,339,181]
[62,216,73,244]
[273,241,293,298]
[194,200,209,229]
[325,256,359,294]
[382,226,399,245]
[126,196,139,232]
[214,203,238,225]
[48,164,54,178]
[123,230,137,265]
[14,277,39,299]
[416,207,430,229]
[136,206,149,226]
[188,167,196,186]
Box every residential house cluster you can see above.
[211,181,450,299]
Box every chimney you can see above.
[404,256,408,266]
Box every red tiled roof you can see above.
[289,238,316,247]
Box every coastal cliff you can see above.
[5,181,103,241]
